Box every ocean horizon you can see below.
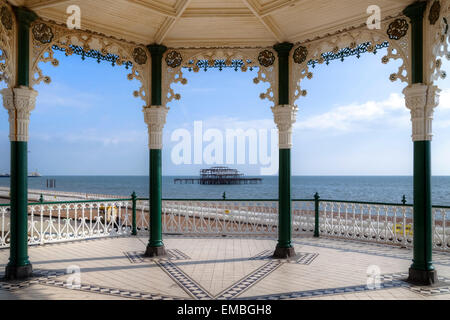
[0,175,449,206]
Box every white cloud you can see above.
[34,129,146,146]
[437,88,450,110]
[294,93,408,132]
[35,82,103,110]
[172,116,275,132]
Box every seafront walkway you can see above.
[0,235,450,300]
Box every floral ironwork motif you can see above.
[166,51,182,68]
[387,19,409,40]
[429,1,441,25]
[293,46,308,64]
[32,22,54,44]
[0,6,12,30]
[53,44,133,68]
[307,41,389,68]
[133,47,147,65]
[258,50,275,67]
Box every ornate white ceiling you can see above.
[8,0,416,47]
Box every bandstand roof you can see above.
[8,0,416,48]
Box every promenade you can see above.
[0,235,450,300]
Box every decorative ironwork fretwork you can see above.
[258,50,275,67]
[186,59,254,72]
[52,44,133,69]
[132,47,147,65]
[307,41,389,68]
[0,6,12,30]
[166,51,182,68]
[293,46,308,65]
[32,22,54,44]
[387,19,409,40]
[429,1,441,25]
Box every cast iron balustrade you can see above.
[0,196,448,251]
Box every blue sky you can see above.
[0,48,449,176]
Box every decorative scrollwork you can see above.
[30,19,150,104]
[291,17,411,106]
[308,41,389,67]
[258,50,275,67]
[0,1,15,88]
[161,48,278,107]
[166,51,182,68]
[429,1,441,25]
[32,22,54,44]
[0,6,12,30]
[387,19,409,40]
[293,46,308,64]
[132,47,147,65]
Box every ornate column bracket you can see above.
[271,104,298,149]
[1,86,38,142]
[143,105,169,150]
[403,83,440,142]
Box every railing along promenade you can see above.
[0,192,449,252]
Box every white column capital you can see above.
[143,105,169,149]
[271,104,298,149]
[403,83,440,142]
[1,86,38,142]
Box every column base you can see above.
[273,245,296,259]
[407,267,438,286]
[4,264,33,280]
[145,245,166,257]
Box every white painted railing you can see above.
[0,199,134,247]
[0,198,449,252]
[317,201,450,251]
[160,200,279,235]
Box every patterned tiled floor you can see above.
[0,235,449,300]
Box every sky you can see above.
[0,47,449,176]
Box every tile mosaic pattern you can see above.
[239,272,450,300]
[215,261,282,300]
[0,268,184,300]
[157,260,213,300]
[0,235,449,300]
[124,249,191,264]
[293,238,450,266]
[250,249,319,265]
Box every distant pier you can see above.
[174,167,262,185]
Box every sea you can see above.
[1,176,450,206]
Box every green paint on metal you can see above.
[149,149,163,247]
[314,192,320,238]
[404,1,435,275]
[411,141,434,271]
[13,7,38,87]
[277,148,292,248]
[8,142,30,268]
[403,1,427,84]
[273,43,294,250]
[273,42,293,105]
[147,44,167,106]
[131,191,137,236]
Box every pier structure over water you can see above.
[174,167,262,185]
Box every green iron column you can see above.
[1,7,38,280]
[144,44,168,257]
[272,42,298,258]
[403,1,438,285]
